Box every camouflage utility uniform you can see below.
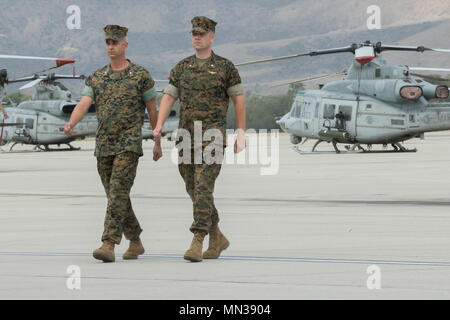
[165,51,243,234]
[82,60,156,244]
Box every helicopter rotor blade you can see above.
[19,78,43,90]
[236,42,450,67]
[8,74,85,87]
[409,67,450,72]
[0,54,76,67]
[48,74,85,80]
[236,53,313,67]
[6,75,39,84]
[270,72,347,87]
[377,43,450,54]
[236,45,357,67]
[428,48,450,53]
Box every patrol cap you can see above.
[191,16,217,33]
[104,25,128,41]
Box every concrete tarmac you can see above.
[1,132,450,299]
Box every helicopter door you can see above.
[312,101,321,134]
[301,101,313,137]
[337,103,357,137]
[322,103,337,129]
[12,115,36,143]
[24,115,37,143]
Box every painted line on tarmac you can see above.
[1,192,450,207]
[1,251,450,267]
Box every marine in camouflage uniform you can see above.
[83,26,156,246]
[169,50,242,233]
[65,25,159,262]
[159,17,245,261]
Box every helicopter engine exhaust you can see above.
[422,84,449,100]
[348,80,425,102]
[435,86,449,99]
[399,86,423,100]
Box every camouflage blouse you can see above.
[168,51,242,148]
[84,61,155,157]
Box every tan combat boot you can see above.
[123,237,145,260]
[93,240,115,263]
[184,231,207,262]
[203,223,230,259]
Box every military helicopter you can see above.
[0,55,179,151]
[237,41,450,154]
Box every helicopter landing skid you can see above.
[5,142,81,152]
[34,143,81,152]
[292,141,417,155]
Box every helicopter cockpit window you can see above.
[290,105,295,117]
[25,119,34,130]
[295,104,302,118]
[302,103,311,119]
[338,106,352,121]
[315,102,319,118]
[323,104,335,119]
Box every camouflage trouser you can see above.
[97,152,142,244]
[178,156,222,234]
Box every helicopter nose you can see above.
[276,118,286,131]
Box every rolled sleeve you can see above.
[164,84,179,99]
[227,83,244,97]
[81,85,94,99]
[141,73,155,92]
[143,86,157,102]
[226,63,242,89]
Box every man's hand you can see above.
[153,125,162,140]
[2,112,8,120]
[63,96,93,137]
[234,129,246,154]
[64,122,74,137]
[231,95,246,154]
[153,140,162,161]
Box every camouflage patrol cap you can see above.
[104,25,128,41]
[191,16,217,33]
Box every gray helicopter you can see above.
[237,41,450,154]
[0,55,179,151]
